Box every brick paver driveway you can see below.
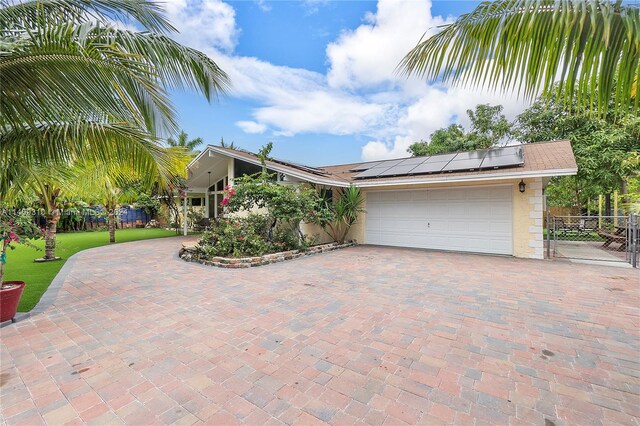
[1,237,639,425]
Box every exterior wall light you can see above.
[519,179,526,193]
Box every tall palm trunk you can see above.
[108,212,116,243]
[44,209,60,259]
[106,200,117,243]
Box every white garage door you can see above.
[365,186,513,255]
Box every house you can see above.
[183,140,577,259]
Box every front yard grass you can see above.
[4,228,179,312]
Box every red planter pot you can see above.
[0,281,26,323]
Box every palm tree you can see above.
[399,0,640,116]
[220,137,237,149]
[67,149,191,244]
[0,0,230,194]
[167,131,204,152]
[5,164,75,260]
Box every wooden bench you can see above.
[598,227,627,251]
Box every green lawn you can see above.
[4,228,180,312]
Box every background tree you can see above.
[67,147,191,243]
[515,93,639,211]
[219,137,238,149]
[399,0,640,117]
[167,131,204,153]
[408,104,511,156]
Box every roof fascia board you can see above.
[353,168,578,188]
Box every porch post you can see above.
[227,158,235,187]
[598,195,603,229]
[214,194,218,219]
[204,190,210,219]
[183,195,188,236]
[613,191,618,227]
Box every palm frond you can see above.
[0,0,174,33]
[0,120,170,196]
[399,0,640,116]
[0,22,232,135]
[112,30,231,101]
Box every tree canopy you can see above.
[515,93,639,208]
[408,104,511,156]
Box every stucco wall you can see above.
[300,222,334,245]
[344,177,544,259]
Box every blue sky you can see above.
[167,0,528,166]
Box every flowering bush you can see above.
[1,209,46,284]
[196,214,271,257]
[195,214,306,258]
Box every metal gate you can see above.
[547,214,639,267]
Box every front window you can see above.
[234,159,277,181]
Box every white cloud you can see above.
[236,120,267,134]
[162,0,532,162]
[213,55,392,137]
[253,91,388,136]
[255,0,271,12]
[164,0,238,52]
[326,0,448,89]
[360,86,527,160]
[302,0,330,15]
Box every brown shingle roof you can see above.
[205,140,576,187]
[323,140,577,185]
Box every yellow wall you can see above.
[344,177,544,259]
[300,222,334,245]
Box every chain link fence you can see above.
[547,214,638,267]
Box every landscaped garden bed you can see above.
[180,144,365,269]
[179,240,355,268]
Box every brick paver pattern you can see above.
[1,237,639,425]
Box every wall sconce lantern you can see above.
[518,179,526,193]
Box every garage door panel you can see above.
[365,186,513,255]
[489,221,512,234]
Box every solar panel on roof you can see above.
[421,152,457,163]
[377,164,421,177]
[480,145,524,169]
[397,156,429,166]
[350,161,382,171]
[353,166,393,178]
[406,152,455,175]
[352,145,524,179]
[409,160,449,174]
[441,150,487,172]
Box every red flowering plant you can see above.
[218,185,236,215]
[1,208,46,286]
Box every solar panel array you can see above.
[352,145,524,179]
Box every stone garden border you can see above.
[179,241,356,268]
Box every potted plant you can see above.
[1,209,45,323]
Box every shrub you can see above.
[196,214,272,258]
[310,185,365,244]
[1,208,45,284]
[220,172,320,244]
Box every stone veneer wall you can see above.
[180,241,355,268]
[528,178,544,259]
